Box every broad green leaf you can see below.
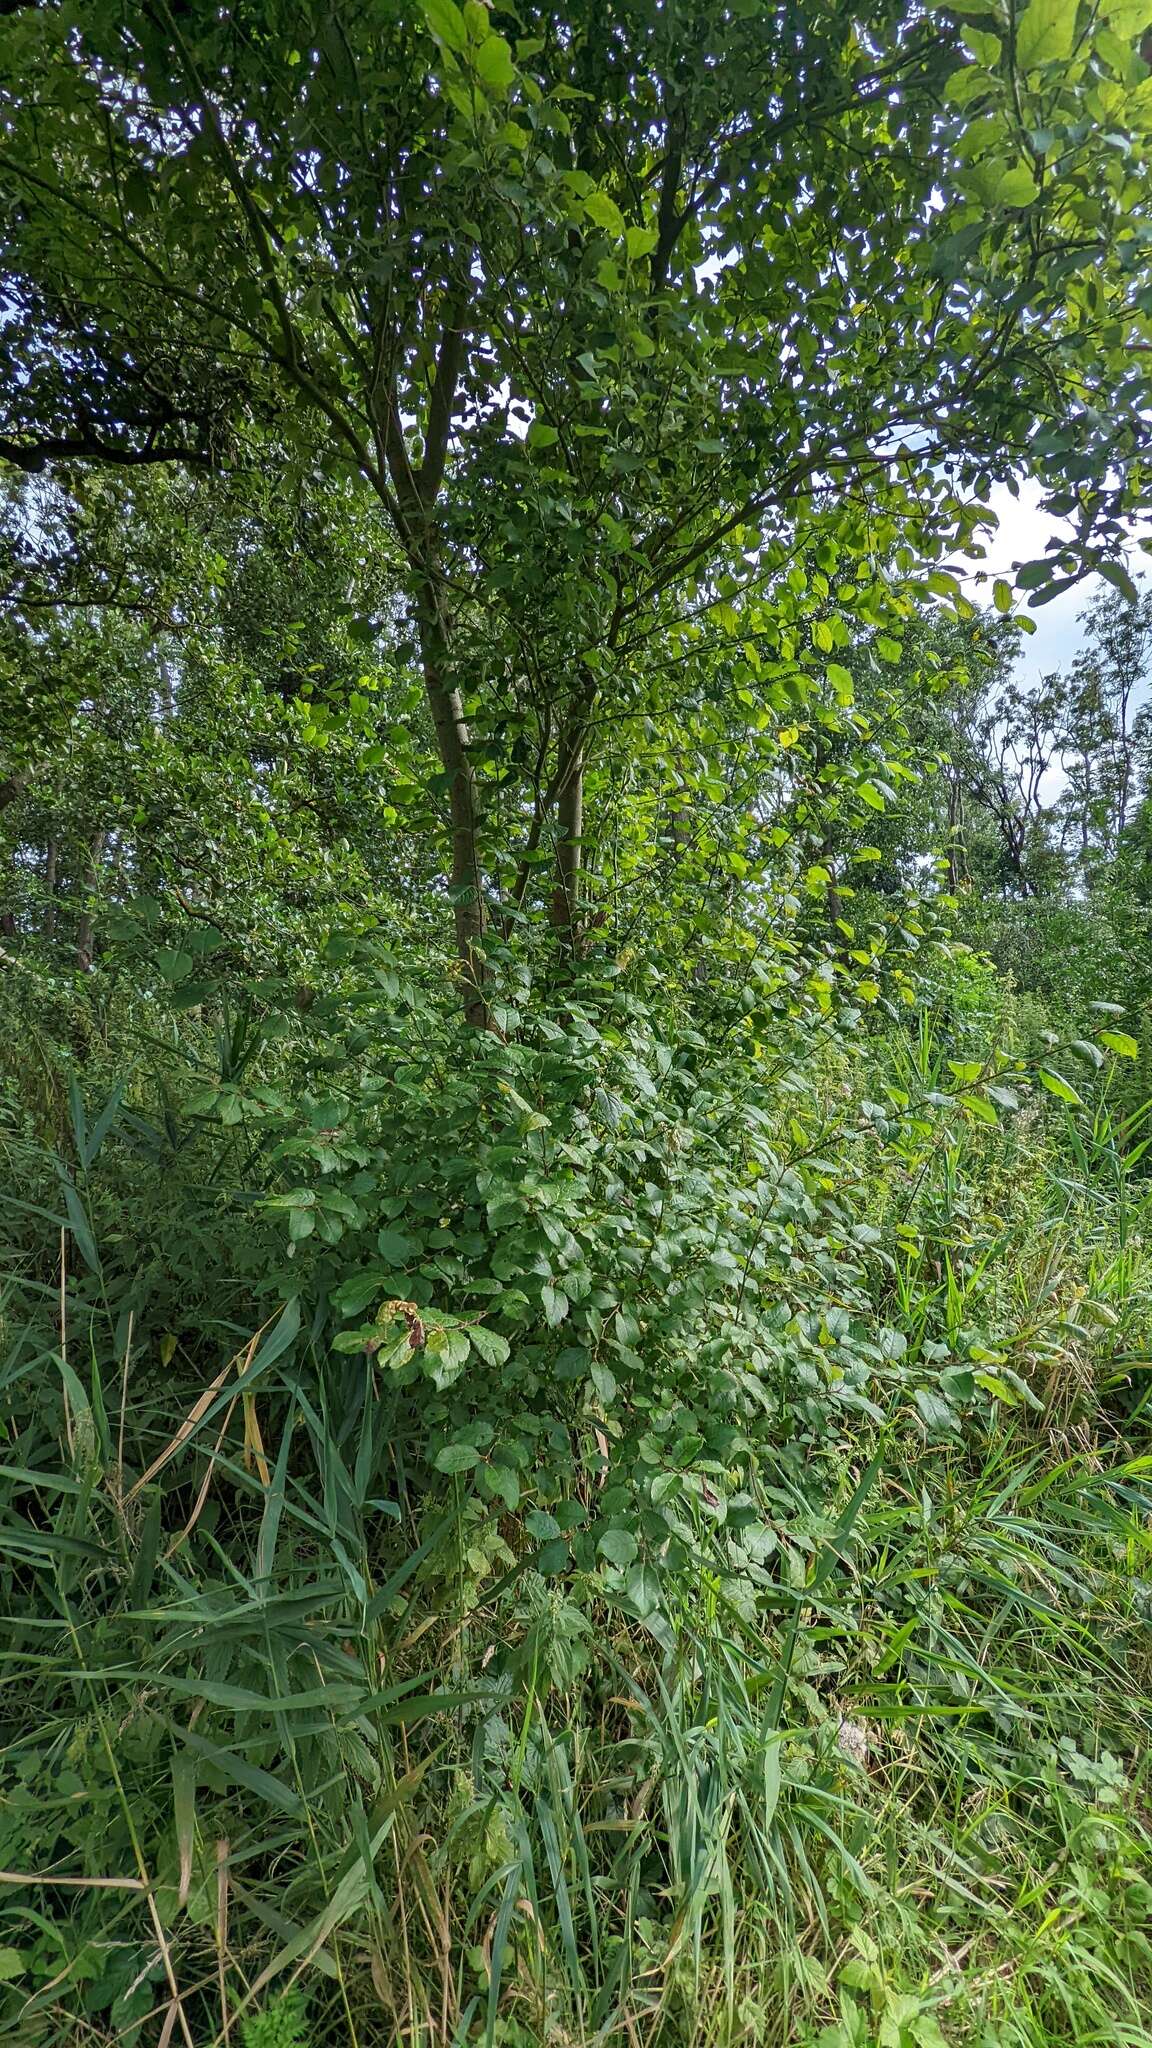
[584,188,626,237]
[1038,1067,1082,1105]
[377,1228,419,1263]
[598,1528,639,1568]
[469,1323,511,1365]
[913,1387,958,1433]
[541,1282,569,1326]
[624,1560,662,1617]
[472,32,515,89]
[1015,0,1078,71]
[434,1443,480,1474]
[421,0,467,51]
[996,165,1039,207]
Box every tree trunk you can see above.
[43,837,58,938]
[0,770,31,813]
[413,568,487,1026]
[550,721,585,944]
[946,778,963,892]
[549,671,598,950]
[75,829,106,973]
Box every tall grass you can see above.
[1,1016,1151,2047]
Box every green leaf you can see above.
[377,1227,419,1263]
[434,1443,480,1474]
[526,419,560,449]
[1099,559,1138,601]
[945,64,988,106]
[624,1560,661,1617]
[590,1361,617,1404]
[598,1528,639,1568]
[1100,1030,1139,1058]
[486,1462,520,1509]
[421,0,467,51]
[541,1282,569,1326]
[472,32,516,89]
[469,1323,511,1365]
[913,1388,958,1433]
[1038,1067,1082,1106]
[963,1091,998,1123]
[0,1950,25,1983]
[1015,0,1079,72]
[996,165,1039,207]
[584,188,626,238]
[61,1181,100,1274]
[625,223,658,259]
[334,1271,390,1317]
[1016,558,1056,588]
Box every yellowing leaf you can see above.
[777,726,799,747]
[1100,1029,1139,1058]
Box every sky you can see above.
[965,478,1150,687]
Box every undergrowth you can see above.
[0,952,1150,2048]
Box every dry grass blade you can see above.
[125,1321,269,1501]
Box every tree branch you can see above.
[417,289,469,512]
[0,433,214,473]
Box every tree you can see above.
[0,462,442,981]
[3,0,1152,1018]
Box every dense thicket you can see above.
[2,5,1152,2047]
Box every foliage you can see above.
[4,0,1152,1011]
[2,4,1152,2047]
[1,931,1150,2045]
